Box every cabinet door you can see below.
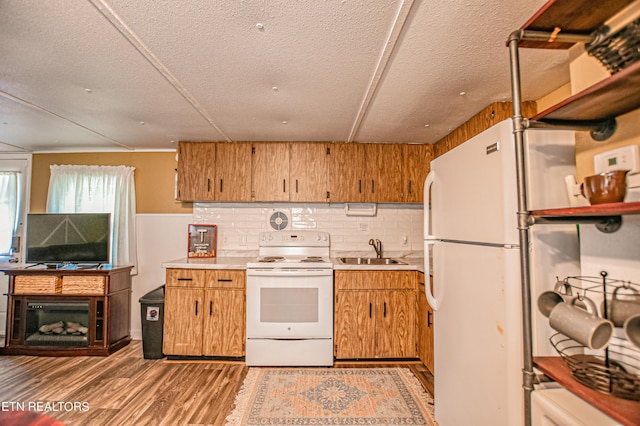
[376,290,416,358]
[403,144,433,203]
[176,142,215,201]
[214,142,252,201]
[163,287,203,356]
[290,142,328,202]
[202,288,245,356]
[334,290,376,358]
[364,144,403,202]
[327,143,364,202]
[251,143,290,201]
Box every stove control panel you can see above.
[258,231,330,247]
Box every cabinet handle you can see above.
[427,311,433,327]
[177,278,193,281]
[219,179,223,192]
[283,179,286,192]
[359,180,362,194]
[207,178,211,192]
[369,302,372,318]
[383,302,387,317]
[371,180,375,193]
[295,179,299,193]
[408,181,413,194]
[195,301,199,316]
[217,279,233,282]
[209,301,213,316]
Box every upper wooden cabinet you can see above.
[289,142,328,202]
[176,142,215,201]
[365,144,403,202]
[252,142,328,202]
[327,143,364,202]
[251,143,290,202]
[327,143,404,202]
[176,142,251,202]
[402,144,433,203]
[177,141,427,203]
[215,143,252,202]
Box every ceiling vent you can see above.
[267,209,291,231]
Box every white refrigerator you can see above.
[423,119,580,426]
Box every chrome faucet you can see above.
[369,238,383,259]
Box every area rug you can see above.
[226,368,435,425]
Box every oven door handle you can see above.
[246,268,332,277]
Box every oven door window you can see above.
[260,288,318,323]
[246,271,333,339]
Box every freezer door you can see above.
[429,120,518,245]
[428,119,576,244]
[432,241,523,426]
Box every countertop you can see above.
[162,255,424,272]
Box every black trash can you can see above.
[139,285,165,359]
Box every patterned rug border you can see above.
[226,367,435,425]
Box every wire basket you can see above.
[551,333,640,401]
[587,17,640,74]
[545,274,640,401]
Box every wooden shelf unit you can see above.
[0,266,133,356]
[509,0,640,423]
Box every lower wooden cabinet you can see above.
[163,269,245,357]
[334,270,416,359]
[417,272,435,373]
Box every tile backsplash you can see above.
[193,203,424,256]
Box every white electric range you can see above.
[245,231,334,366]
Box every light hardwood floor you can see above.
[0,341,434,426]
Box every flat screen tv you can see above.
[25,213,111,266]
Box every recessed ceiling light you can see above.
[459,91,466,96]
[139,121,145,125]
[85,88,92,93]
[272,86,278,91]
[424,124,430,128]
[282,121,288,125]
[256,23,264,30]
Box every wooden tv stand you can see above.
[0,265,132,356]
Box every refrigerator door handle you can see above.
[423,240,440,310]
[423,170,435,238]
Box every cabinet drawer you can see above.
[166,269,206,288]
[335,270,416,290]
[61,276,106,294]
[14,276,62,294]
[207,270,245,288]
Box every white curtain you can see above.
[0,172,19,255]
[47,165,137,273]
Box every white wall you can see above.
[131,214,193,339]
[130,203,424,338]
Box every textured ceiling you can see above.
[0,0,571,152]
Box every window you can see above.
[0,172,19,255]
[46,165,138,273]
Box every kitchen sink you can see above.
[338,257,406,265]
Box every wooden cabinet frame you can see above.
[163,269,245,358]
[334,270,417,359]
